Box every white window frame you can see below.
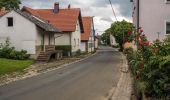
[165,20,170,35]
[165,0,170,4]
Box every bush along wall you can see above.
[125,28,170,100]
[0,38,30,60]
[55,45,72,56]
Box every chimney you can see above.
[54,2,59,13]
[68,4,71,9]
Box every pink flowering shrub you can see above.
[125,27,170,99]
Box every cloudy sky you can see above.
[21,0,132,35]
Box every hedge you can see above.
[55,45,72,56]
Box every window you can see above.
[7,17,13,27]
[166,0,170,3]
[166,22,170,34]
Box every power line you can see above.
[108,0,118,22]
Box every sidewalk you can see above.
[110,53,133,100]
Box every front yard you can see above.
[0,58,34,75]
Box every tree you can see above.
[110,20,133,51]
[101,29,111,45]
[0,0,21,10]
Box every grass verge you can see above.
[0,58,34,75]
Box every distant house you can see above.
[94,36,99,49]
[110,34,116,47]
[131,0,170,42]
[22,2,84,55]
[0,10,61,60]
[80,17,95,53]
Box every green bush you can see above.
[0,38,30,60]
[55,45,72,56]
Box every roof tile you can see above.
[22,7,81,32]
[81,17,92,41]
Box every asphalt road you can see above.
[0,47,122,100]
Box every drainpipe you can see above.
[137,0,140,29]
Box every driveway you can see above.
[0,47,122,100]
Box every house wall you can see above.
[80,20,95,53]
[95,38,99,49]
[110,34,116,46]
[54,33,70,45]
[0,11,37,54]
[132,0,138,29]
[132,0,170,42]
[71,20,81,54]
[36,28,54,46]
[54,20,81,55]
[87,35,94,52]
[88,21,95,52]
[80,42,86,52]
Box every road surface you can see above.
[0,47,122,100]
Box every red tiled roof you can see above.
[81,17,92,41]
[22,6,81,32]
[0,11,8,17]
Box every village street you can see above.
[0,47,122,100]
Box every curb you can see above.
[108,49,133,100]
[41,51,98,73]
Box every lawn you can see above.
[0,58,34,75]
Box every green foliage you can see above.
[101,29,111,45]
[110,20,134,51]
[55,45,72,56]
[0,38,30,60]
[0,0,21,10]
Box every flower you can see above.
[137,27,142,32]
[143,41,150,46]
[140,29,143,33]
[128,31,132,36]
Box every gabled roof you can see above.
[0,9,60,32]
[15,10,60,32]
[22,6,84,32]
[81,17,92,41]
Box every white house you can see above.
[0,9,61,60]
[94,36,99,49]
[110,34,117,47]
[80,17,95,53]
[131,0,170,42]
[22,2,84,55]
